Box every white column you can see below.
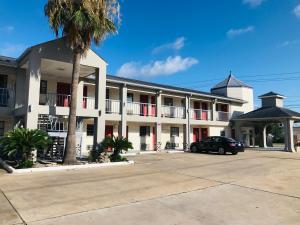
[155,92,162,150]
[25,52,41,129]
[77,80,84,110]
[184,95,191,150]
[212,100,217,121]
[262,124,267,148]
[94,67,106,143]
[284,119,295,152]
[120,85,127,138]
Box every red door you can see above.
[83,85,88,108]
[105,125,114,151]
[57,83,70,107]
[194,102,200,120]
[193,128,200,142]
[153,127,156,151]
[201,128,208,140]
[151,96,156,116]
[140,95,149,116]
[202,102,208,120]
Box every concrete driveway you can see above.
[1,150,300,225]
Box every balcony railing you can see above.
[216,111,230,121]
[83,96,95,109]
[0,88,13,107]
[105,99,121,114]
[127,102,156,117]
[162,105,185,119]
[40,93,71,107]
[190,109,211,121]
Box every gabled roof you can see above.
[233,106,300,121]
[211,74,252,90]
[0,55,17,67]
[106,75,246,103]
[259,91,285,99]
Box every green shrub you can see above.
[0,128,52,168]
[100,136,133,162]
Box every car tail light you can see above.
[229,143,236,147]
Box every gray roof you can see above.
[106,75,245,103]
[211,75,252,90]
[233,106,300,121]
[259,91,285,98]
[0,55,17,67]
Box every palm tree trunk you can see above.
[63,51,81,165]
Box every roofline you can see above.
[232,116,300,121]
[259,95,286,99]
[211,86,253,91]
[106,75,246,104]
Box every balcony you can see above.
[162,106,185,119]
[82,96,95,109]
[105,99,121,114]
[127,102,156,117]
[190,109,211,121]
[0,88,11,107]
[40,93,71,107]
[216,111,230,121]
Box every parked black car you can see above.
[190,136,244,155]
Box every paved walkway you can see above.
[0,151,300,225]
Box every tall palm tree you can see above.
[45,0,120,164]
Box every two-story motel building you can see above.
[0,39,255,158]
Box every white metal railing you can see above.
[83,96,95,109]
[127,102,156,117]
[39,93,71,107]
[106,99,121,114]
[190,109,211,121]
[216,111,230,121]
[0,88,13,107]
[162,105,185,119]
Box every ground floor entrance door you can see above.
[105,125,114,151]
[193,128,200,142]
[201,128,208,139]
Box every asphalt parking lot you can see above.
[1,150,300,225]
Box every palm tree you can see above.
[44,0,120,164]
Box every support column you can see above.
[77,80,84,110]
[25,52,41,129]
[120,85,127,138]
[284,119,295,152]
[262,124,267,148]
[184,95,191,150]
[94,67,106,143]
[212,99,217,121]
[155,91,162,151]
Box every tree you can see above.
[0,128,52,168]
[101,136,133,162]
[44,0,120,164]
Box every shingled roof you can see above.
[259,91,285,99]
[211,74,252,90]
[233,106,300,121]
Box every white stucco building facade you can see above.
[0,39,267,159]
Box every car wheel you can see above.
[191,145,198,153]
[232,151,238,155]
[218,147,225,155]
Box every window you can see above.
[0,75,8,88]
[40,80,47,94]
[87,124,94,136]
[140,126,150,136]
[127,93,134,102]
[164,97,173,106]
[0,121,4,137]
[170,127,179,137]
[106,89,110,99]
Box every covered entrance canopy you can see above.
[233,92,300,152]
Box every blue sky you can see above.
[1,0,300,109]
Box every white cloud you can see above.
[0,43,26,57]
[293,4,300,18]
[0,25,15,33]
[116,55,198,78]
[152,37,186,54]
[227,26,255,38]
[243,0,266,7]
[278,40,300,48]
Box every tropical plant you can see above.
[101,136,133,162]
[0,128,52,168]
[44,0,120,164]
